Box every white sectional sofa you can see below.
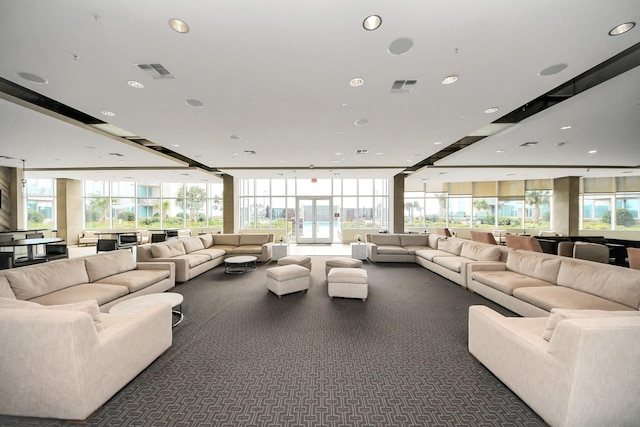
[468,249,640,317]
[137,233,273,283]
[469,305,640,427]
[365,233,430,262]
[0,250,175,312]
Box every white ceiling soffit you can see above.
[219,168,404,180]
[0,1,639,182]
[26,167,223,184]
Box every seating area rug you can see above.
[0,256,544,426]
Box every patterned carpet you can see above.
[0,257,545,426]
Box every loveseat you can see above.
[415,237,512,288]
[469,305,640,427]
[468,249,640,317]
[365,233,431,262]
[0,297,172,420]
[136,233,273,283]
[0,250,175,312]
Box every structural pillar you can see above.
[393,174,405,234]
[56,179,83,245]
[223,174,234,234]
[553,176,580,236]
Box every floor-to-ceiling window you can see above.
[25,179,56,230]
[581,176,640,230]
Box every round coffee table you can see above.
[109,293,184,327]
[225,255,257,274]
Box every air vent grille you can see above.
[136,63,175,80]
[356,149,369,154]
[519,141,539,147]
[390,79,418,93]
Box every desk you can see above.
[0,238,64,263]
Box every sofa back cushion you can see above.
[240,234,269,245]
[5,258,89,300]
[0,297,104,332]
[150,240,186,258]
[505,251,561,284]
[543,308,640,341]
[428,234,442,249]
[460,242,502,261]
[436,238,464,256]
[213,234,240,246]
[369,234,401,246]
[182,237,205,253]
[198,233,214,248]
[400,234,429,247]
[556,257,640,309]
[0,275,16,299]
[84,250,137,283]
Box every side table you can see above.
[272,244,289,261]
[351,243,367,260]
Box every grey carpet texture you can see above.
[1,257,545,426]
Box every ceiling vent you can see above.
[108,152,124,157]
[390,80,418,93]
[244,150,257,155]
[136,63,175,80]
[519,141,539,147]
[356,149,369,154]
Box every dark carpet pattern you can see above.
[1,257,544,426]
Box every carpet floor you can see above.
[1,257,545,426]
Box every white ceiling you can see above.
[0,0,639,184]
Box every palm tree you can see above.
[176,185,206,222]
[525,191,550,223]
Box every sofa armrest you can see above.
[261,242,273,259]
[366,242,378,257]
[136,261,176,284]
[140,257,188,283]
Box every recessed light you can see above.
[334,152,342,156]
[484,107,499,114]
[17,72,47,84]
[354,119,369,126]
[442,75,458,85]
[496,149,505,153]
[560,125,572,130]
[433,141,442,145]
[363,15,382,31]
[350,78,364,87]
[588,150,597,154]
[376,152,384,155]
[101,111,115,117]
[171,144,181,148]
[127,80,144,89]
[229,135,241,140]
[169,18,190,33]
[186,99,204,108]
[609,22,635,36]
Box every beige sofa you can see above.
[0,250,175,312]
[365,233,430,262]
[469,305,640,427]
[0,298,172,420]
[415,237,511,288]
[136,233,273,283]
[78,230,99,246]
[468,249,640,317]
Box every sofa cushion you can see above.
[461,242,502,262]
[150,240,186,258]
[506,251,561,284]
[432,256,466,273]
[513,286,635,312]
[174,254,211,268]
[84,250,137,283]
[240,234,269,245]
[232,245,263,255]
[369,234,401,246]
[543,308,640,341]
[0,275,15,299]
[0,297,103,331]
[556,257,640,310]
[400,234,429,247]
[4,258,89,300]
[182,237,205,253]
[402,246,429,254]
[95,269,171,293]
[472,271,554,295]
[415,249,456,262]
[376,245,409,255]
[198,233,214,248]
[29,283,130,307]
[193,248,226,259]
[214,234,240,246]
[436,239,464,255]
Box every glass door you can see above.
[296,198,332,244]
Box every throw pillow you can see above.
[542,308,640,341]
[0,297,104,332]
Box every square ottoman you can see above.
[327,268,368,302]
[277,255,312,270]
[325,257,363,275]
[266,264,311,298]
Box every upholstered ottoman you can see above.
[266,264,311,298]
[325,257,364,275]
[327,268,368,302]
[277,255,312,270]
